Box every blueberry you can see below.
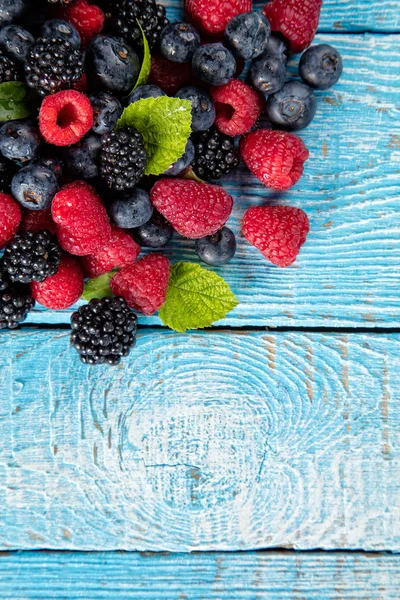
[0,0,27,27]
[31,156,63,179]
[85,35,140,93]
[299,44,343,91]
[11,164,59,210]
[161,22,200,63]
[192,43,236,87]
[250,51,286,94]
[265,34,290,64]
[127,84,166,105]
[225,12,271,60]
[266,80,317,131]
[64,134,102,179]
[40,19,81,49]
[195,227,236,266]
[132,211,174,248]
[109,188,153,229]
[90,92,123,135]
[164,139,194,176]
[0,120,41,163]
[0,25,34,62]
[175,86,215,132]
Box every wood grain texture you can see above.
[1,551,399,599]
[1,329,399,551]
[27,33,400,328]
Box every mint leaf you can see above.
[117,96,192,176]
[133,21,151,90]
[82,273,114,302]
[0,82,33,121]
[159,262,239,332]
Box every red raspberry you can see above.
[149,54,193,95]
[240,129,309,191]
[211,79,264,136]
[263,0,322,54]
[20,208,56,235]
[80,226,141,278]
[31,255,84,309]
[39,90,93,147]
[111,254,170,316]
[52,181,111,256]
[243,205,310,267]
[63,0,105,46]
[151,179,233,239]
[185,0,252,36]
[0,193,21,249]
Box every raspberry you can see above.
[111,253,170,316]
[149,54,192,95]
[52,181,111,256]
[151,179,233,239]
[242,205,310,267]
[240,129,309,191]
[20,209,56,235]
[0,193,21,249]
[263,0,322,54]
[211,79,264,137]
[80,226,141,278]
[71,297,137,365]
[31,255,84,309]
[2,230,62,284]
[185,0,252,36]
[39,90,93,147]
[63,0,105,46]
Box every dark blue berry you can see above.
[0,25,34,62]
[0,120,41,164]
[225,12,271,60]
[109,188,153,229]
[85,35,140,93]
[250,51,286,94]
[299,44,343,91]
[127,84,166,105]
[266,80,317,131]
[40,19,81,49]
[0,0,27,27]
[90,92,123,135]
[175,86,215,132]
[265,34,290,64]
[160,22,200,63]
[195,227,236,266]
[31,156,63,180]
[64,134,101,180]
[164,139,194,176]
[11,164,59,210]
[132,211,174,248]
[192,43,236,87]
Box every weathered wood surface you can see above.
[1,551,399,599]
[27,33,400,328]
[1,329,399,551]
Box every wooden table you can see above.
[1,1,400,597]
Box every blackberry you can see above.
[100,127,147,192]
[25,36,83,97]
[70,297,137,365]
[2,230,62,284]
[0,266,35,329]
[112,0,169,50]
[0,155,17,193]
[0,48,20,83]
[192,127,240,181]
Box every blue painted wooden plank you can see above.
[26,34,400,328]
[0,329,399,551]
[0,551,399,599]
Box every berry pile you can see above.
[0,0,343,365]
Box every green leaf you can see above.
[0,82,33,121]
[82,273,114,302]
[117,96,192,176]
[133,21,151,90]
[159,262,239,332]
